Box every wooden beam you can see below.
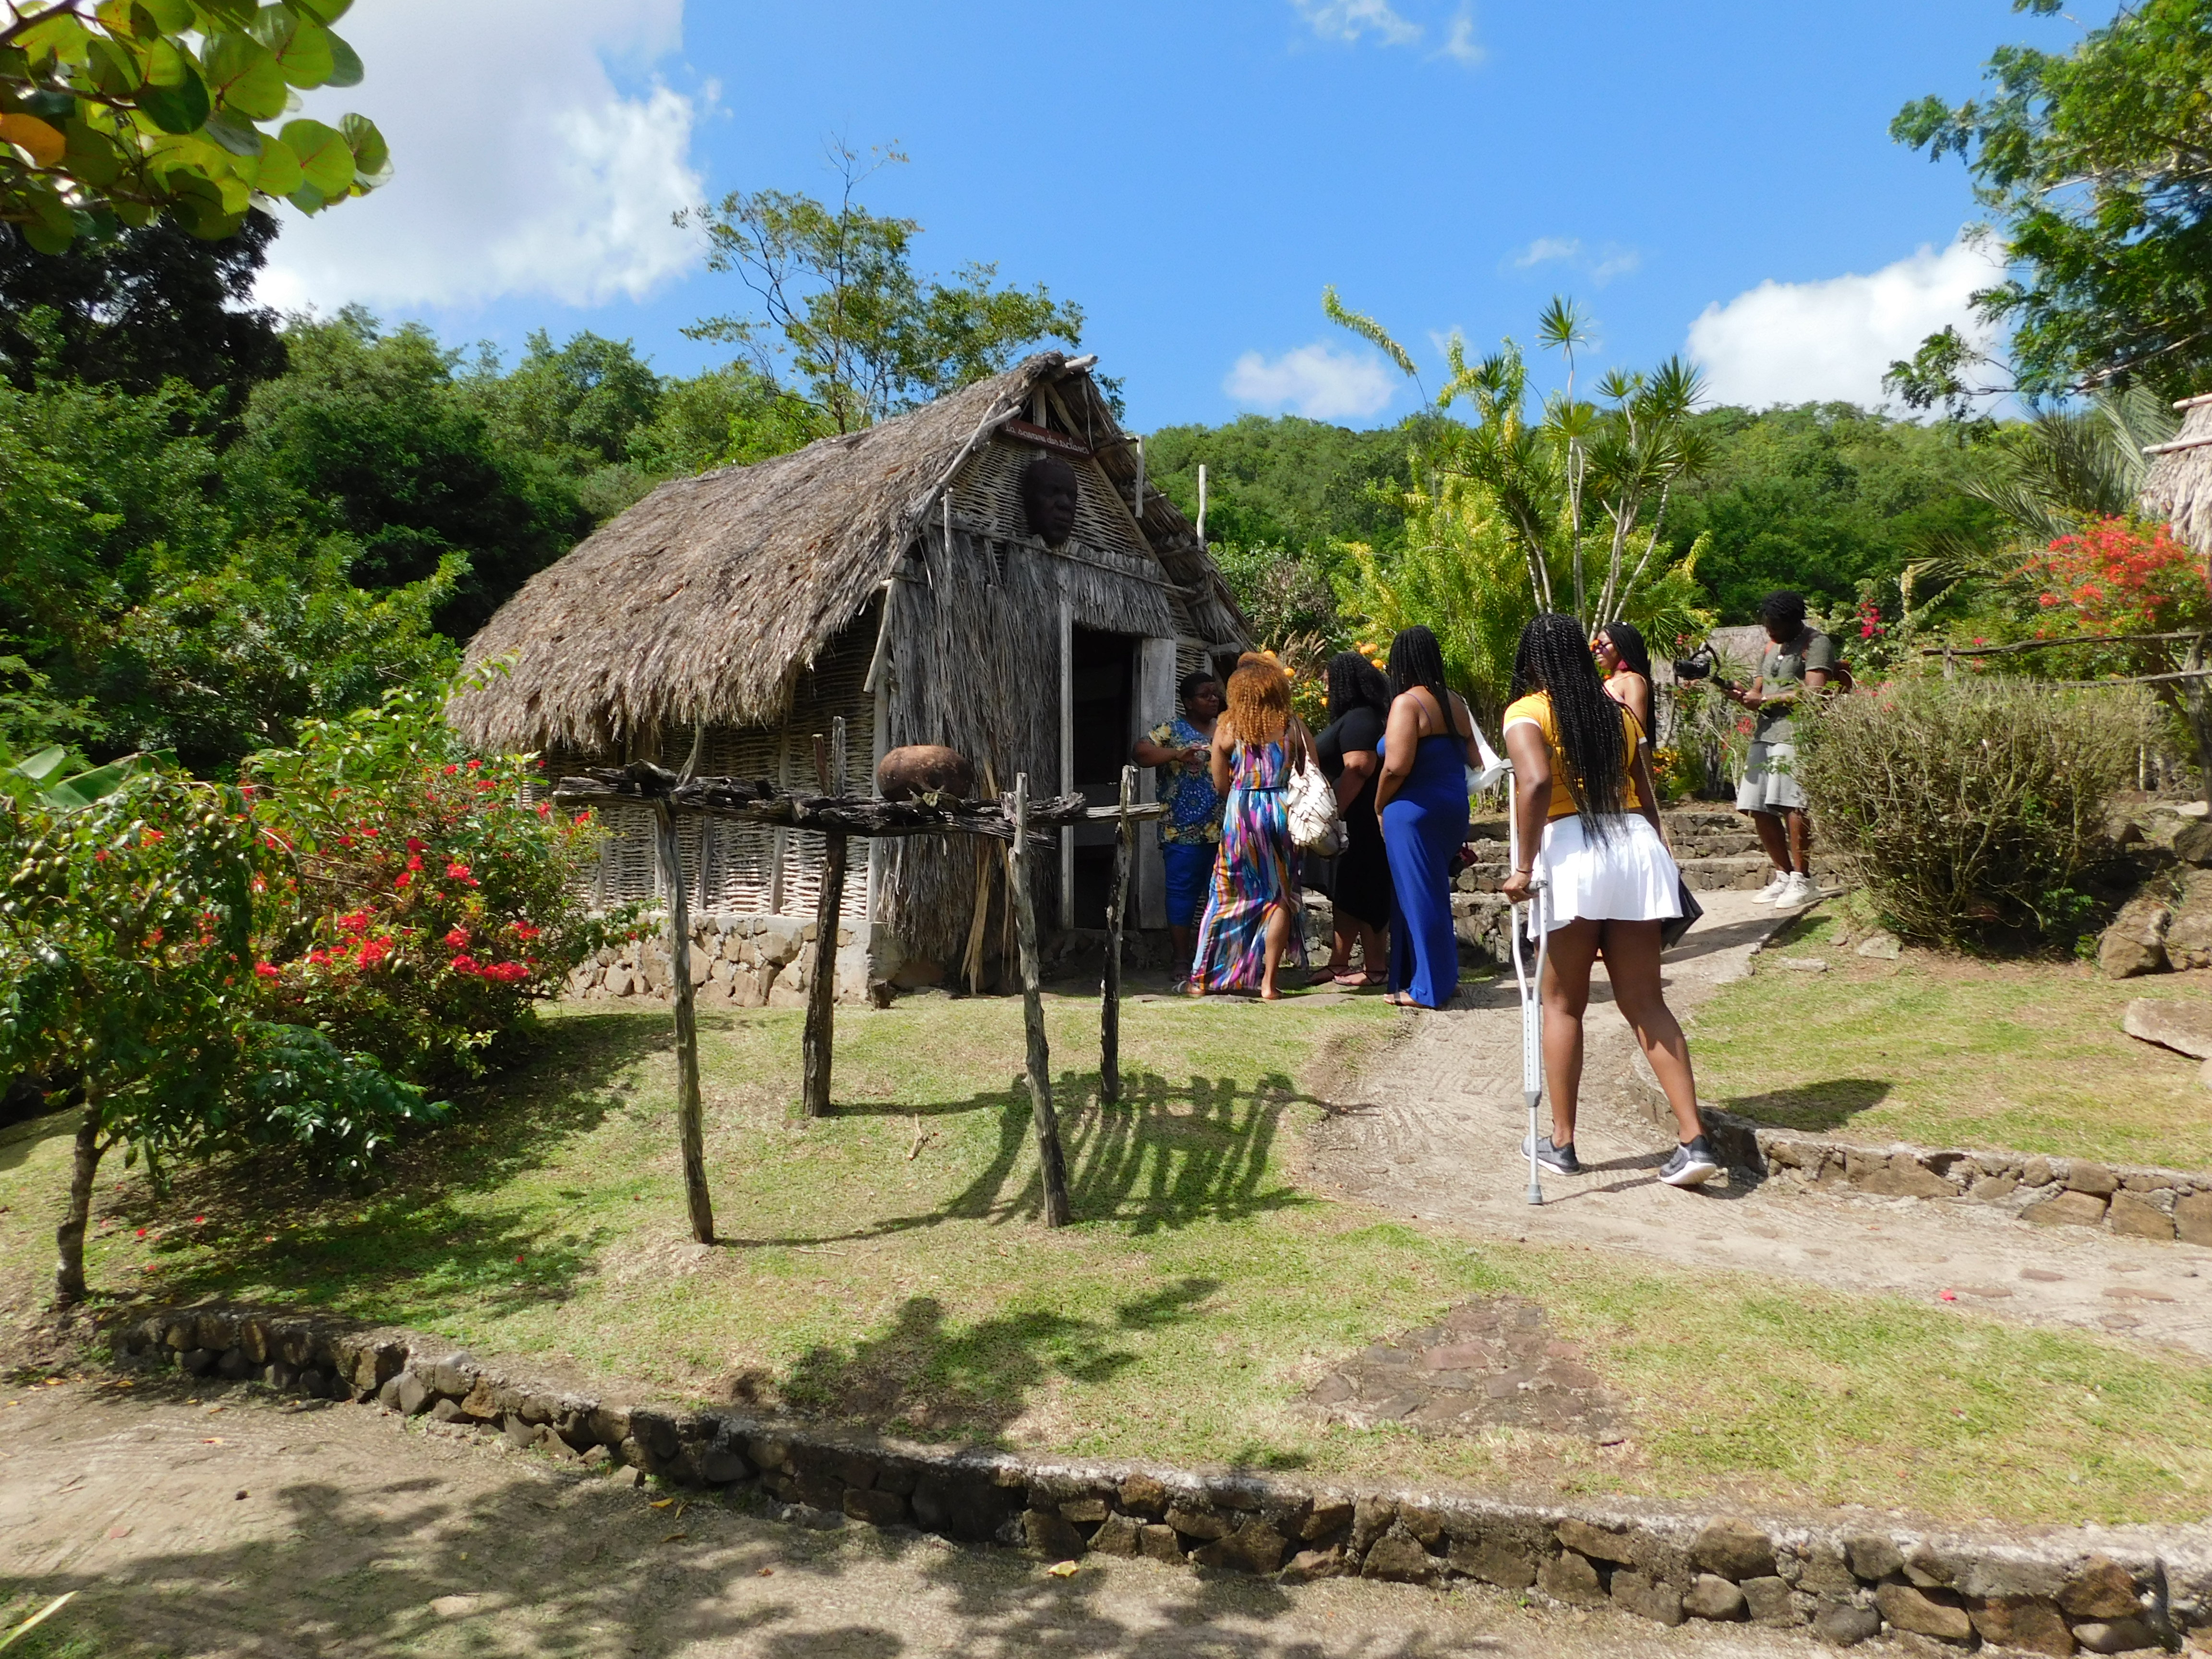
[1101,764,1135,1106]
[652,799,715,1243]
[1010,774,1071,1226]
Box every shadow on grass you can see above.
[113,1012,666,1321]
[722,1068,1319,1250]
[760,1276,1221,1432]
[1721,1077,1893,1133]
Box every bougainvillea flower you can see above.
[443,928,470,948]
[483,962,529,983]
[449,954,482,975]
[406,838,426,853]
[254,962,281,979]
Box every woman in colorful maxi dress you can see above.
[1190,654,1312,1001]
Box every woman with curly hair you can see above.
[1500,613,1718,1189]
[1189,653,1312,1000]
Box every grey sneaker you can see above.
[1521,1135,1583,1176]
[1659,1135,1721,1188]
[1776,871,1816,908]
[1750,871,1791,904]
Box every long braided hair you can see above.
[1325,650,1390,723]
[1511,612,1626,832]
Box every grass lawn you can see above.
[2,987,2209,1528]
[1692,902,2212,1171]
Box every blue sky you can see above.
[261,1,2112,431]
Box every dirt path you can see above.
[1308,892,2212,1358]
[0,1377,1833,1659]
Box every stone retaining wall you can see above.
[105,1304,2211,1652]
[1628,1075,2212,1245]
[563,913,880,1007]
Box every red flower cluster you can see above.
[2027,517,2209,636]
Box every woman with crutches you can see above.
[1498,614,1719,1189]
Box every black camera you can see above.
[1671,642,1735,692]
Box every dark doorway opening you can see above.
[1069,628,1137,929]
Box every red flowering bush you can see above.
[2025,517,2210,637]
[245,685,630,1086]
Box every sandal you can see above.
[1335,971,1387,988]
[1308,964,1350,986]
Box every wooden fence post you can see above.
[1009,774,1071,1226]
[802,720,847,1118]
[653,799,715,1243]
[1101,764,1135,1106]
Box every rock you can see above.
[1558,1518,1636,1563]
[1693,1517,1778,1580]
[1396,1504,1445,1549]
[1360,1531,1436,1584]
[1022,1510,1087,1559]
[1779,956,1829,972]
[216,1348,252,1382]
[580,1445,612,1470]
[1685,1575,1749,1621]
[1743,1576,1802,1626]
[1089,1514,1142,1556]
[1165,1504,1229,1542]
[1799,1543,1859,1597]
[2109,1192,2177,1241]
[1815,1603,1884,1647]
[1877,1582,1973,1641]
[1058,1498,1109,1525]
[2023,1189,2109,1228]
[1970,1595,2077,1655]
[1856,1153,1957,1199]
[1612,1570,1685,1626]
[2124,997,2212,1060]
[1845,1534,1904,1582]
[1972,1173,2020,1202]
[2099,898,2173,978]
[2022,1156,2056,1189]
[843,1489,908,1527]
[1118,1473,1167,1515]
[2178,1191,2212,1247]
[1448,1536,1538,1589]
[179,1347,215,1377]
[1282,1547,1346,1581]
[2067,1162,2120,1197]
[1539,1551,1606,1605]
[1300,1498,1354,1541]
[500,1418,542,1451]
[1855,930,1903,960]
[2174,819,2212,864]
[1137,1525,1183,1563]
[2072,1618,2158,1654]
[2061,1557,2142,1620]
[777,1503,845,1531]
[1193,1519,1287,1575]
[430,1399,466,1423]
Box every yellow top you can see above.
[1500,691,1646,818]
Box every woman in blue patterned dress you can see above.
[1190,655,1312,1001]
[1133,671,1224,987]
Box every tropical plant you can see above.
[1,0,388,252]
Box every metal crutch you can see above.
[1504,760,1550,1207]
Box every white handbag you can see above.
[1285,756,1345,856]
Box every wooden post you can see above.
[1058,600,1074,931]
[802,721,846,1118]
[1010,774,1072,1226]
[653,799,715,1243]
[1101,764,1134,1106]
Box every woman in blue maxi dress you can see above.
[1374,626,1479,1010]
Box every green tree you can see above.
[1891,0,2212,399]
[0,204,286,418]
[1,0,388,252]
[682,145,1086,434]
[224,310,592,637]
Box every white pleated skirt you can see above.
[1536,813,1682,932]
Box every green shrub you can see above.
[1796,679,2142,947]
[245,682,631,1086]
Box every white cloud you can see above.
[1436,6,1485,64]
[1685,234,2006,409]
[1293,0,1423,47]
[256,0,706,314]
[1589,248,1641,286]
[1225,343,1398,421]
[1514,237,1580,268]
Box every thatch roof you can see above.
[2140,392,2212,556]
[448,352,1245,754]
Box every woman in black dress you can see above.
[1311,651,1394,986]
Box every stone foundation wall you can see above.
[564,913,880,1008]
[1629,1073,2212,1245]
[104,1304,2210,1651]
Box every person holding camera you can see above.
[1726,590,1833,909]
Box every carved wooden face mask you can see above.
[1019,455,1080,545]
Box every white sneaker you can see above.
[1750,872,1791,904]
[1776,872,1815,908]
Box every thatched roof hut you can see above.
[450,352,1251,995]
[2140,392,2212,556]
